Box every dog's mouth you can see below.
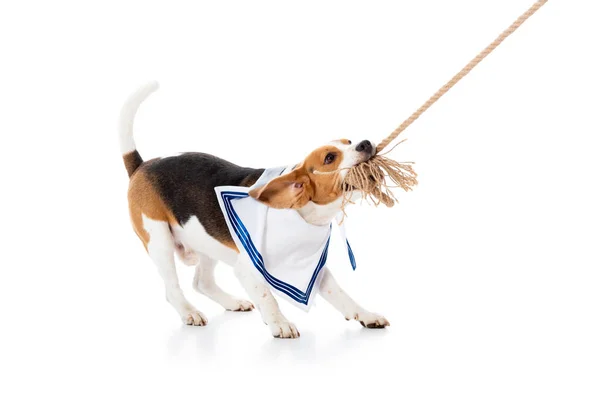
[342,177,379,190]
[360,151,376,163]
[340,150,378,193]
[341,163,379,193]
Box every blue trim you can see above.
[346,239,357,271]
[220,191,330,305]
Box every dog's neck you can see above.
[250,165,347,226]
[297,190,363,226]
[297,197,343,226]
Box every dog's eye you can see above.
[324,153,336,165]
[347,140,352,144]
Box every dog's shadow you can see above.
[259,325,389,362]
[167,312,389,362]
[166,312,245,359]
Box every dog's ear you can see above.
[249,169,313,209]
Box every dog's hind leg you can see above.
[192,254,254,312]
[143,216,208,326]
[318,268,389,328]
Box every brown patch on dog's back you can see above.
[128,168,240,252]
[127,169,175,250]
[128,154,265,253]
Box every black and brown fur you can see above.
[124,151,264,250]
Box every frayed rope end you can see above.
[341,155,418,209]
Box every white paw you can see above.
[183,310,208,326]
[269,318,300,339]
[348,311,390,329]
[226,299,254,312]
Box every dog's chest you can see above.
[215,185,356,310]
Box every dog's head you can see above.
[249,139,375,209]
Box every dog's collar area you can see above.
[215,170,357,310]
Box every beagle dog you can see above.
[120,82,389,338]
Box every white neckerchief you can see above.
[215,166,356,310]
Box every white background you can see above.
[1,1,599,399]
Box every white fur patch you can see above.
[142,214,207,326]
[171,216,239,266]
[297,197,344,226]
[119,81,159,155]
[337,140,375,179]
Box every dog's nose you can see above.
[355,140,373,153]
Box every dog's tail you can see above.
[119,81,159,177]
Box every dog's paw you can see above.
[348,311,390,329]
[269,319,300,339]
[183,310,208,326]
[227,299,254,312]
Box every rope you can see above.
[376,0,548,153]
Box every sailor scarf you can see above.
[215,166,356,310]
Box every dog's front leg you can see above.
[319,268,390,328]
[234,261,300,338]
